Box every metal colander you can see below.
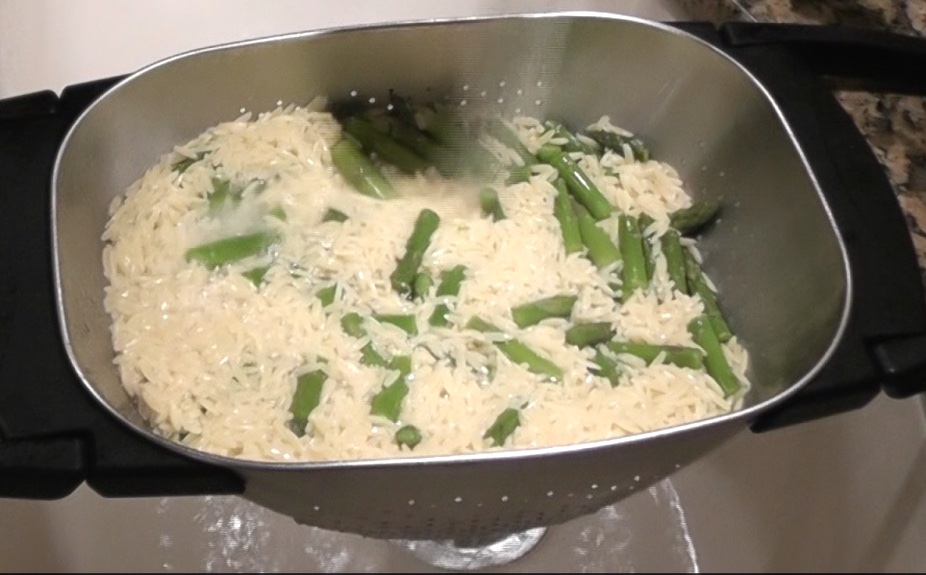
[53,12,849,541]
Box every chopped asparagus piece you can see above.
[390,209,441,298]
[689,316,742,398]
[483,407,521,447]
[511,294,577,328]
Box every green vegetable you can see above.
[370,371,410,422]
[661,229,688,293]
[380,114,460,177]
[689,316,742,397]
[464,145,505,180]
[590,346,622,387]
[543,120,599,155]
[413,271,433,300]
[552,179,583,255]
[670,199,721,236]
[341,115,431,175]
[418,105,467,146]
[505,164,533,185]
[387,354,413,378]
[395,424,422,449]
[618,214,648,302]
[428,264,467,327]
[606,341,705,370]
[483,407,521,447]
[575,202,620,269]
[316,284,337,307]
[511,294,577,328]
[565,322,615,348]
[207,177,239,213]
[185,231,277,269]
[330,137,397,200]
[390,209,441,298]
[340,312,388,367]
[466,316,564,382]
[242,265,269,287]
[268,206,287,221]
[639,214,655,283]
[373,313,419,336]
[322,208,349,223]
[289,369,326,437]
[585,129,650,162]
[485,117,537,167]
[683,250,733,343]
[480,187,507,221]
[339,312,367,339]
[171,151,207,174]
[537,144,612,220]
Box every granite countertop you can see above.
[685,0,926,284]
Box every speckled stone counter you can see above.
[684,0,926,284]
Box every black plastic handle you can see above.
[705,22,926,429]
[721,22,926,95]
[0,78,243,499]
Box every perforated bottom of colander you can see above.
[391,527,547,570]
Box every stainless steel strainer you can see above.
[53,11,865,541]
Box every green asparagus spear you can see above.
[316,284,337,307]
[417,104,466,146]
[207,177,239,213]
[537,145,612,220]
[395,424,422,449]
[688,316,741,397]
[543,120,599,155]
[485,117,537,167]
[590,346,622,387]
[413,271,433,300]
[575,202,620,269]
[565,321,615,348]
[330,136,397,200]
[289,369,326,437]
[268,206,287,221]
[370,356,413,423]
[670,199,721,236]
[185,231,277,269]
[370,377,409,422]
[553,178,583,255]
[638,214,655,282]
[428,264,467,327]
[340,312,388,367]
[480,187,507,221]
[322,207,349,223]
[341,115,431,175]
[483,407,521,447]
[242,265,269,287]
[661,229,688,293]
[382,115,450,166]
[619,214,648,302]
[387,354,413,378]
[373,313,419,336]
[466,316,564,382]
[584,129,650,162]
[683,251,733,343]
[511,294,577,328]
[464,144,506,180]
[505,164,533,185]
[606,341,705,370]
[390,209,441,298]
